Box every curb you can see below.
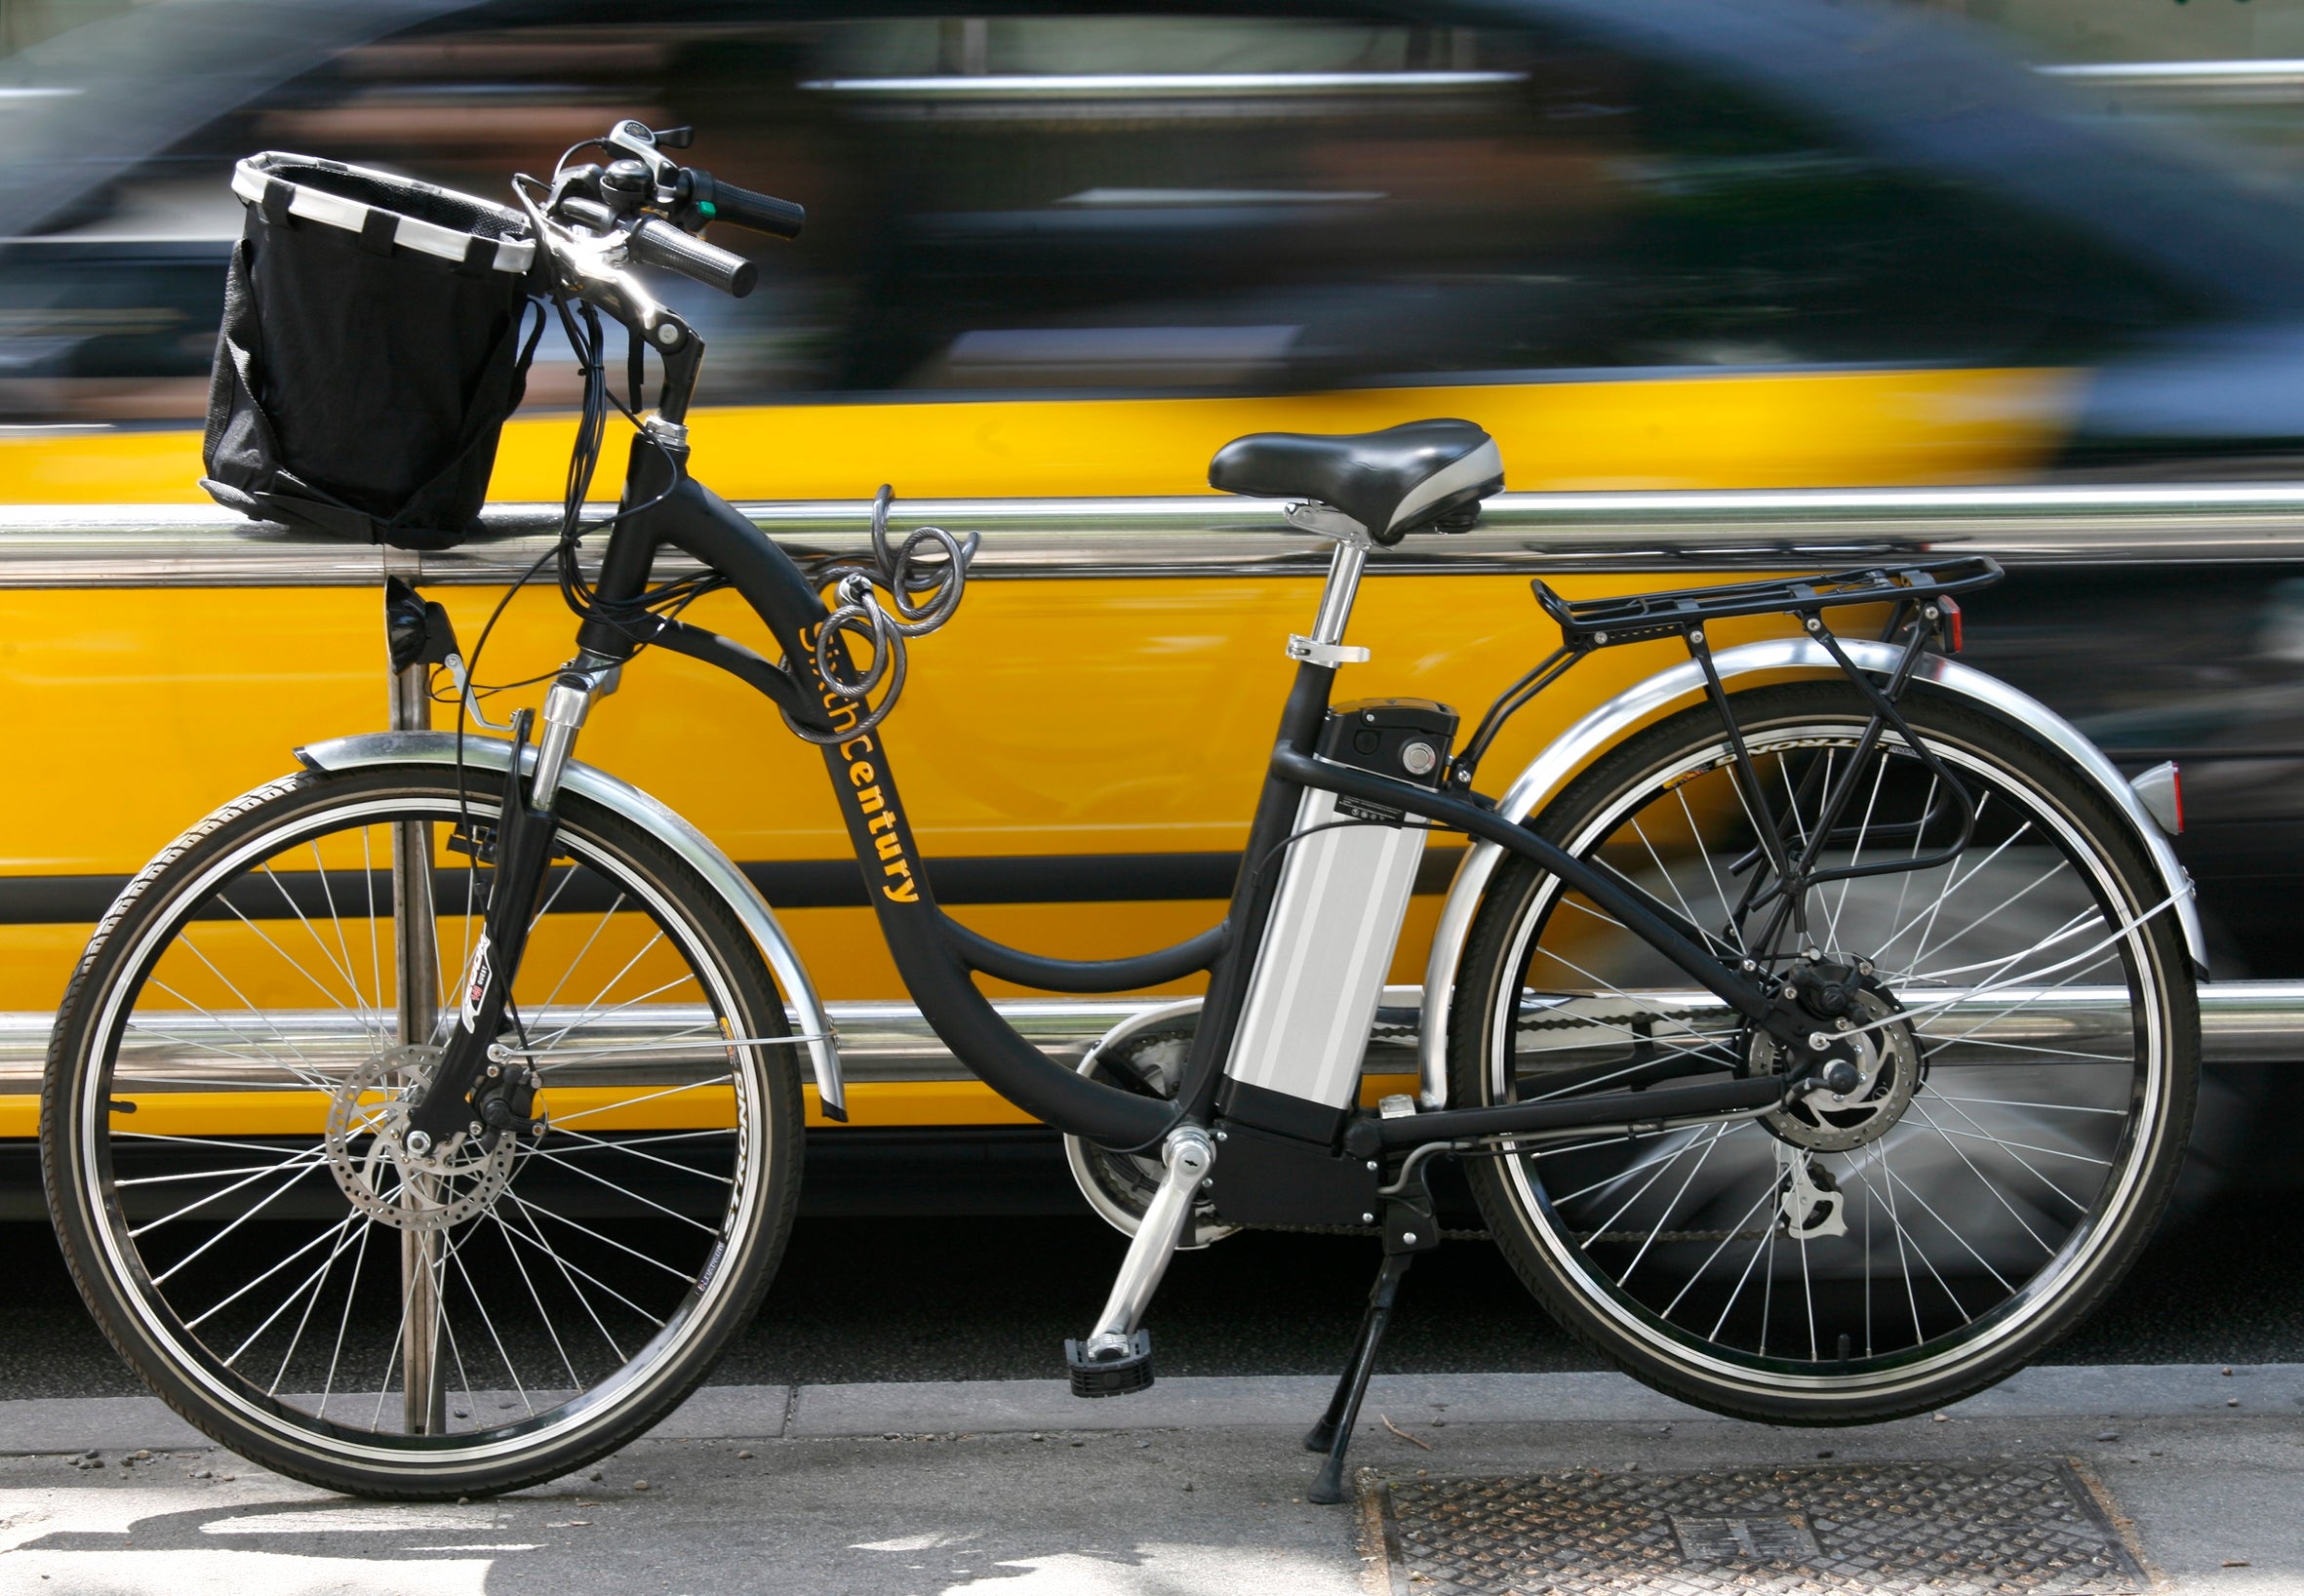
[4,1363,2296,1456]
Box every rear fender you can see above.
[296,731,846,1121]
[1416,638,2205,1108]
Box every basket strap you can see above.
[454,232,498,278]
[358,208,397,257]
[260,178,294,228]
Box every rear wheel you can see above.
[43,765,804,1497]
[1449,682,2197,1422]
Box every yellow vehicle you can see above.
[5,0,2304,1184]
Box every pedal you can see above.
[1064,1330,1154,1398]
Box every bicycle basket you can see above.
[201,152,540,550]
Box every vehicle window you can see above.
[0,5,2218,424]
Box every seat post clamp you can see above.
[1287,635,1371,667]
[1284,501,1374,545]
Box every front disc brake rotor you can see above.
[324,1045,515,1231]
[1752,986,1921,1153]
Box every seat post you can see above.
[1308,538,1368,647]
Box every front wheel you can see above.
[42,765,804,1497]
[1449,681,2198,1423]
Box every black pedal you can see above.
[1064,1331,1153,1398]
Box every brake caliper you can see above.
[472,1052,546,1145]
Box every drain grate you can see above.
[1367,1457,2150,1596]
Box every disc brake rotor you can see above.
[1753,985,1920,1153]
[324,1045,515,1231]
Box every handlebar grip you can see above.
[626,217,758,298]
[693,171,805,240]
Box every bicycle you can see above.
[42,120,2203,1503]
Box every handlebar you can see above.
[521,123,807,425]
[626,217,758,298]
[536,124,803,304]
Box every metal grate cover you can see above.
[1366,1457,2152,1596]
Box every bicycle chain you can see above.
[1243,1224,1767,1244]
[1244,1222,1492,1241]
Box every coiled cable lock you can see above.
[782,485,978,744]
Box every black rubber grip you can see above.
[695,171,805,240]
[626,217,757,298]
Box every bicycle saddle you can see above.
[1208,418,1503,543]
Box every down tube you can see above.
[802,660,1175,1149]
[619,460,1172,1146]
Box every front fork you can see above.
[402,667,606,1150]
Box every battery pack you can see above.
[1225,698,1457,1124]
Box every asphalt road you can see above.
[6,1185,2302,1402]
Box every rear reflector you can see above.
[2130,760,2183,835]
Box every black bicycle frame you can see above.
[422,433,1839,1154]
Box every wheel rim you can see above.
[1483,717,2169,1397]
[71,788,775,1467]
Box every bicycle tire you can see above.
[43,765,804,1496]
[1448,680,2198,1424]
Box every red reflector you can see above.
[2171,764,2184,833]
[1939,596,1964,655]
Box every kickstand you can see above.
[1304,1167,1442,1505]
[1304,1250,1414,1503]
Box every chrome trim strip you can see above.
[1413,638,2210,1109]
[294,730,846,1120]
[2040,60,2304,90]
[797,71,1529,96]
[3,978,2292,1100]
[19,481,2304,587]
[800,72,1527,97]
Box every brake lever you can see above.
[510,175,679,343]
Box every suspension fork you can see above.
[402,671,601,1147]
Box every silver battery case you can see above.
[1225,698,1457,1116]
[1226,784,1429,1112]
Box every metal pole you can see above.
[389,655,447,1437]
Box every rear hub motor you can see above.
[1751,983,1921,1154]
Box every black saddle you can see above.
[1208,419,1503,543]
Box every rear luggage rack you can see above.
[1533,556,2002,647]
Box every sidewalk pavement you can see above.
[0,1364,2296,1593]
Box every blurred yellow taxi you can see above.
[4,1,2299,1173]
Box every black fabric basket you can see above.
[202,153,540,550]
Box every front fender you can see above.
[1416,638,2206,1109]
[296,731,846,1121]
